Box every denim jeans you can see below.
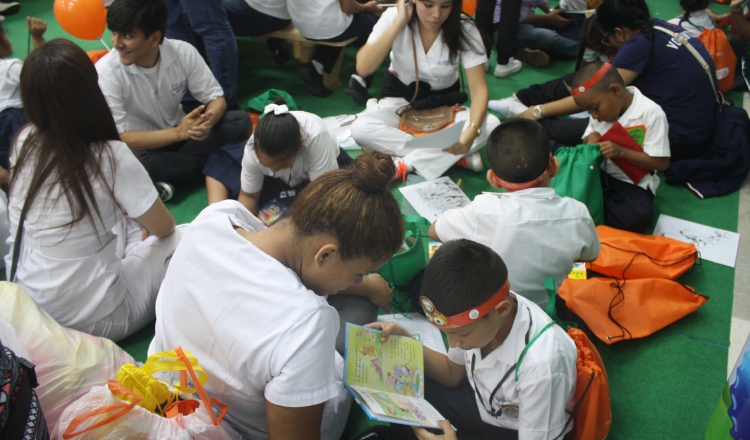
[166,0,238,107]
[515,23,579,58]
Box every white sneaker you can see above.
[154,182,175,202]
[493,58,522,78]
[488,95,529,118]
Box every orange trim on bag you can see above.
[174,346,228,425]
[63,381,142,439]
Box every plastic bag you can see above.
[0,282,135,429]
[53,382,240,440]
[699,28,737,93]
[246,89,300,114]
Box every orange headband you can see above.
[571,62,612,97]
[420,280,510,329]
[491,161,551,191]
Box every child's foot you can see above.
[456,152,484,172]
[155,182,175,202]
[516,47,550,67]
[392,157,413,183]
[0,2,19,16]
[298,62,331,97]
[493,57,522,78]
[345,75,372,105]
[488,95,529,118]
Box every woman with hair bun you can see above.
[150,151,405,439]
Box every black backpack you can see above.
[0,339,49,439]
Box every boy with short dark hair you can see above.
[572,61,670,232]
[429,118,599,308]
[373,239,577,440]
[97,0,250,189]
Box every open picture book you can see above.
[343,323,446,429]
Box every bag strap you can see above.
[173,346,228,425]
[63,381,142,439]
[0,343,38,440]
[10,160,55,282]
[653,25,723,104]
[410,28,420,103]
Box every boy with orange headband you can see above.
[572,61,670,233]
[428,118,599,308]
[371,239,577,440]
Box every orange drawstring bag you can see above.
[568,328,611,440]
[586,226,698,280]
[699,28,737,93]
[558,277,708,345]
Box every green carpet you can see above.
[6,1,741,439]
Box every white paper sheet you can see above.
[378,313,448,355]
[652,214,740,267]
[398,177,470,222]
[402,122,464,150]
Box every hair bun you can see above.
[351,152,395,194]
[272,97,288,106]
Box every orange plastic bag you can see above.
[699,28,737,93]
[558,277,708,344]
[587,226,698,280]
[462,0,477,16]
[568,328,611,440]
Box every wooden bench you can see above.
[258,23,357,90]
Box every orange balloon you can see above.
[53,0,107,41]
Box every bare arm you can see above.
[340,0,381,14]
[356,0,412,76]
[238,189,261,215]
[27,17,47,49]
[428,222,440,241]
[134,197,176,238]
[266,400,324,440]
[443,64,489,155]
[598,141,670,171]
[339,274,393,312]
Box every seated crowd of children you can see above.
[0,0,744,438]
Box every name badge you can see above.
[279,190,296,199]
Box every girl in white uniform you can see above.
[351,0,501,180]
[204,101,346,212]
[5,40,181,342]
[150,152,405,439]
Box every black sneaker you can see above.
[155,182,175,202]
[345,76,372,105]
[297,63,332,97]
[272,47,291,65]
[0,2,19,16]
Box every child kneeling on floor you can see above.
[573,61,670,233]
[372,239,577,440]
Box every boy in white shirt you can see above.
[430,118,599,309]
[373,239,577,440]
[573,61,671,232]
[97,0,250,187]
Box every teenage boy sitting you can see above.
[97,0,251,190]
[429,118,599,309]
[572,61,670,233]
[372,239,577,440]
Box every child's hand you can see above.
[412,420,457,440]
[361,274,393,313]
[27,17,47,38]
[366,321,413,342]
[187,109,215,141]
[396,0,414,26]
[176,105,206,140]
[598,140,625,159]
[546,9,572,28]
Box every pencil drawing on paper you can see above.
[677,228,730,250]
[399,177,471,222]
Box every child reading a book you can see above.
[573,61,670,232]
[429,118,599,309]
[371,239,577,439]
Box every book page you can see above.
[350,386,444,428]
[345,324,426,398]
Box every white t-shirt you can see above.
[668,10,715,38]
[287,0,352,39]
[149,201,341,439]
[448,293,577,439]
[240,111,339,193]
[368,7,487,90]
[582,86,671,193]
[0,58,22,114]
[5,127,158,328]
[96,39,224,133]
[435,187,599,308]
[245,0,291,20]
[559,0,588,11]
[494,0,545,24]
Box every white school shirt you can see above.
[245,0,291,20]
[5,127,158,328]
[494,0,545,24]
[287,0,352,39]
[96,38,224,133]
[668,10,715,38]
[436,188,599,308]
[0,58,22,113]
[149,200,341,439]
[368,8,487,91]
[559,0,587,11]
[240,111,339,194]
[582,86,671,193]
[448,293,577,439]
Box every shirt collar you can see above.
[485,187,558,200]
[618,86,645,120]
[474,292,533,367]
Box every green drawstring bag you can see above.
[246,89,300,114]
[551,144,605,225]
[377,215,430,287]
